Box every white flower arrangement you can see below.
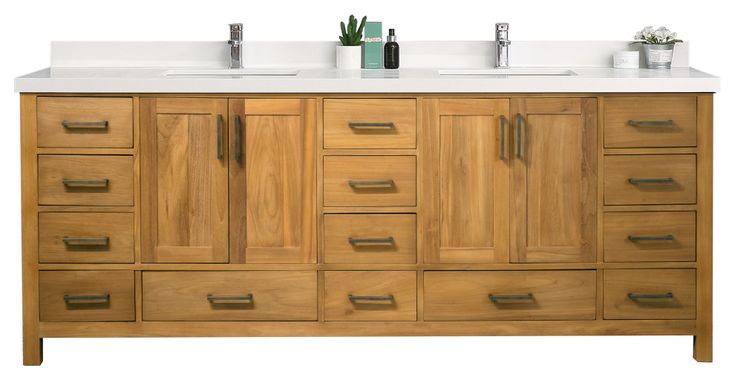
[634,26,683,45]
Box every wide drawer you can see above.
[323,99,417,149]
[424,271,596,321]
[604,155,696,205]
[39,212,134,263]
[38,155,134,206]
[324,214,416,264]
[37,97,134,148]
[324,271,417,321]
[142,271,317,321]
[323,156,416,207]
[604,269,696,320]
[39,271,135,322]
[604,96,696,148]
[604,211,696,262]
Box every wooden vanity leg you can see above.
[23,336,43,366]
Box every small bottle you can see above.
[384,28,399,69]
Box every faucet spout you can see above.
[495,23,510,68]
[228,23,243,69]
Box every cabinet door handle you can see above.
[207,294,253,303]
[348,294,394,302]
[216,114,224,160]
[62,121,109,129]
[628,235,674,242]
[348,122,395,129]
[628,120,674,128]
[348,179,395,188]
[64,294,110,304]
[499,115,506,161]
[63,179,109,188]
[489,293,534,302]
[234,114,243,163]
[628,177,674,185]
[63,236,110,246]
[516,113,522,159]
[628,292,674,301]
[348,237,395,245]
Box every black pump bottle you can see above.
[384,29,399,69]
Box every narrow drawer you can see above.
[324,156,416,207]
[39,271,135,322]
[324,214,416,264]
[142,271,317,321]
[604,96,696,148]
[604,155,696,205]
[37,97,134,148]
[604,269,696,320]
[323,99,417,149]
[604,212,696,262]
[324,271,416,321]
[424,271,596,321]
[38,155,134,206]
[39,212,134,263]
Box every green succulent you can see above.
[339,15,367,46]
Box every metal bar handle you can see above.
[216,114,224,160]
[499,115,506,160]
[63,236,110,246]
[516,113,522,159]
[628,235,674,242]
[348,179,395,188]
[348,294,394,302]
[628,177,674,185]
[348,237,395,245]
[628,292,674,301]
[64,294,110,303]
[234,114,242,163]
[63,179,109,188]
[207,293,254,303]
[62,121,109,129]
[628,120,674,128]
[348,122,395,129]
[489,293,534,302]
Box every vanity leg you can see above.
[23,336,43,366]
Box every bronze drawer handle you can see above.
[62,121,109,129]
[628,235,674,242]
[63,236,110,246]
[348,179,395,188]
[628,177,674,185]
[207,294,253,303]
[234,114,243,163]
[628,120,674,128]
[63,294,110,304]
[348,122,395,129]
[62,179,110,188]
[348,294,394,302]
[348,237,395,245]
[216,114,224,160]
[489,293,534,302]
[628,292,674,301]
[499,115,506,161]
[516,113,523,160]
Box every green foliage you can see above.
[339,15,367,46]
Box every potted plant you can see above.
[336,15,367,69]
[633,26,683,69]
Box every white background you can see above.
[0,0,732,378]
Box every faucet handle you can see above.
[229,23,243,44]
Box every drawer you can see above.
[604,155,696,205]
[604,212,696,262]
[37,97,134,148]
[604,96,696,148]
[39,212,134,263]
[424,271,596,321]
[604,269,696,320]
[324,156,416,207]
[38,155,134,206]
[324,214,416,264]
[324,271,416,321]
[323,99,417,149]
[39,271,135,322]
[142,271,317,321]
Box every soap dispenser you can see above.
[384,29,400,69]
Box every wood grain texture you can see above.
[38,155,134,206]
[603,211,696,262]
[604,154,696,205]
[37,97,133,148]
[323,155,416,207]
[39,212,134,263]
[324,271,417,321]
[323,98,417,149]
[603,269,696,320]
[39,271,135,322]
[604,96,697,148]
[324,214,416,264]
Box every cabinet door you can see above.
[229,99,316,263]
[510,98,597,263]
[141,98,229,263]
[424,99,510,263]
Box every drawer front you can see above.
[604,269,696,320]
[424,271,596,321]
[324,214,416,264]
[604,96,696,148]
[604,155,696,205]
[38,155,134,206]
[37,97,134,148]
[323,99,417,149]
[39,212,134,263]
[604,212,696,262]
[324,156,416,207]
[39,271,135,322]
[142,271,317,321]
[324,271,417,321]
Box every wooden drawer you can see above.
[604,212,696,262]
[323,99,417,149]
[604,155,696,205]
[39,212,134,263]
[324,271,416,321]
[37,97,134,148]
[39,271,135,322]
[604,269,696,320]
[324,214,416,264]
[323,156,416,207]
[604,96,696,148]
[142,271,317,321]
[424,271,596,321]
[38,155,134,206]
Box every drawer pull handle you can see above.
[348,122,395,129]
[628,120,674,128]
[348,179,395,188]
[628,292,674,301]
[234,114,243,163]
[216,114,224,160]
[628,177,674,185]
[628,235,674,242]
[499,115,506,161]
[489,293,534,302]
[62,179,109,188]
[63,294,110,303]
[348,237,395,245]
[207,294,253,303]
[516,113,522,160]
[62,121,109,129]
[348,294,394,302]
[63,236,110,246]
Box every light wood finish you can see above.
[510,98,597,263]
[140,98,228,263]
[604,211,696,262]
[39,212,134,263]
[604,269,696,320]
[323,155,416,207]
[323,99,417,149]
[424,271,596,321]
[142,271,317,321]
[324,271,417,321]
[38,155,134,206]
[37,97,133,148]
[604,154,697,205]
[324,214,416,264]
[39,271,135,322]
[604,96,697,148]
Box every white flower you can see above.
[634,25,680,44]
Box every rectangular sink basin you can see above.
[165,68,299,77]
[438,68,576,77]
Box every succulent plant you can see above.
[339,15,367,46]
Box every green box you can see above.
[362,21,383,69]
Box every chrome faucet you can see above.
[495,23,510,68]
[228,23,243,69]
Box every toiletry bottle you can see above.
[384,29,399,69]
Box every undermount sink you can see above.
[438,68,577,77]
[165,68,299,77]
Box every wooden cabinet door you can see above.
[510,98,597,263]
[229,99,316,263]
[424,99,510,263]
[141,98,229,263]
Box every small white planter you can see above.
[336,45,362,69]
